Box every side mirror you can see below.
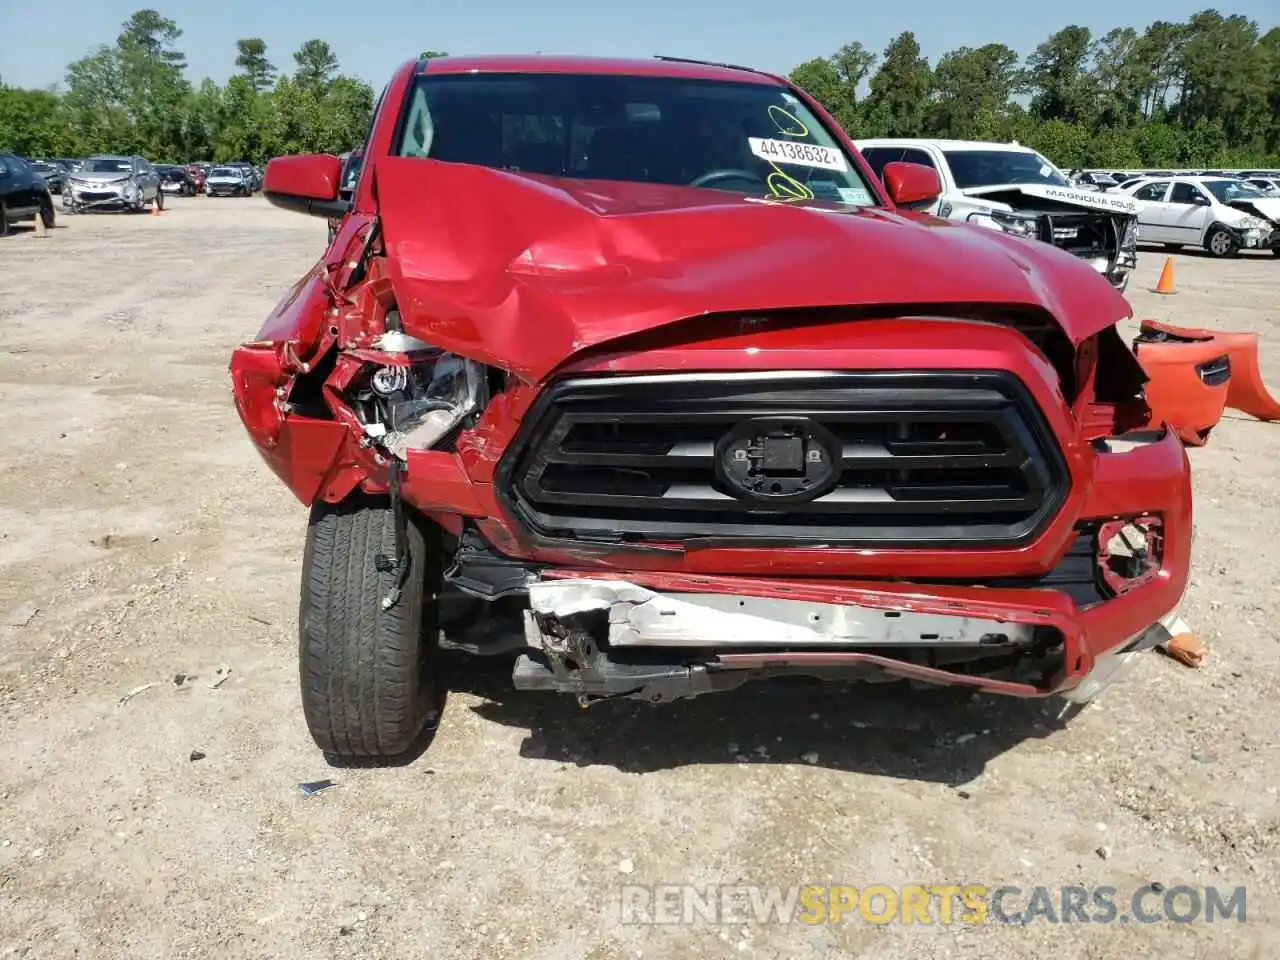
[263,154,350,219]
[881,160,941,208]
[1193,195,1210,206]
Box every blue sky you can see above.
[0,0,1276,91]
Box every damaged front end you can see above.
[235,156,1189,724]
[959,185,1140,292]
[1225,199,1280,252]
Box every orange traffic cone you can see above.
[151,202,161,216]
[1153,256,1176,295]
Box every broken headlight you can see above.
[967,209,1039,239]
[361,352,486,459]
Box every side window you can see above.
[1169,183,1205,205]
[1134,181,1169,202]
[858,147,903,180]
[899,148,936,170]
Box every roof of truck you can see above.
[416,54,781,85]
[855,139,1040,153]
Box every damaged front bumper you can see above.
[64,180,142,210]
[512,428,1191,705]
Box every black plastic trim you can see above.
[496,370,1071,549]
[264,190,350,220]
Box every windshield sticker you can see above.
[837,186,872,205]
[750,138,849,172]
[768,104,808,138]
[1040,164,1052,178]
[756,105,817,202]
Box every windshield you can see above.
[341,153,362,190]
[1202,179,1267,203]
[943,150,1070,189]
[31,162,54,173]
[210,167,239,177]
[83,158,133,174]
[395,72,879,207]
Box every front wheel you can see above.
[1206,226,1239,259]
[298,494,445,760]
[153,190,164,212]
[39,197,55,230]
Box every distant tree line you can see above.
[791,10,1280,167]
[0,9,378,163]
[0,7,1276,169]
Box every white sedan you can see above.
[1120,176,1278,258]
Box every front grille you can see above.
[498,371,1070,547]
[1036,212,1118,261]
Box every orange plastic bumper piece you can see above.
[1134,320,1280,445]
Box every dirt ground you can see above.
[1,197,1278,959]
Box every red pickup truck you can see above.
[232,54,1190,761]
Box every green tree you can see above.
[861,32,933,137]
[0,85,78,155]
[1026,25,1097,124]
[929,44,1024,139]
[420,49,448,59]
[788,42,875,134]
[1093,27,1146,125]
[1176,11,1270,148]
[294,39,339,90]
[235,38,276,92]
[114,9,191,159]
[63,46,134,153]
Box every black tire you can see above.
[0,201,8,237]
[39,196,55,230]
[1205,225,1238,259]
[1163,244,1183,251]
[299,494,444,759]
[1272,247,1280,257]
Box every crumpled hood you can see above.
[962,183,1139,215]
[1227,197,1280,223]
[375,158,1132,383]
[72,170,133,183]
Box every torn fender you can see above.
[373,157,1131,382]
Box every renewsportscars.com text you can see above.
[620,883,1247,926]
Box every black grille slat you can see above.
[497,371,1070,547]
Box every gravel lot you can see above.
[1,198,1278,959]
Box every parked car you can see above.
[27,159,66,194]
[64,155,163,212]
[227,162,260,191]
[1120,176,1278,257]
[233,54,1189,761]
[204,166,253,197]
[1244,177,1280,197]
[1074,171,1120,192]
[857,139,1140,292]
[155,164,198,196]
[0,153,56,234]
[181,163,207,193]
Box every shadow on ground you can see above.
[447,654,1067,785]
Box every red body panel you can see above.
[231,54,1193,700]
[373,159,1133,384]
